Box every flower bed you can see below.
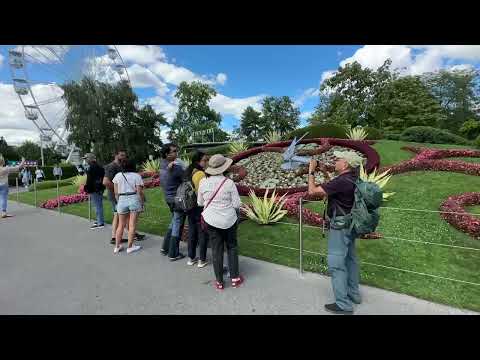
[41,192,89,209]
[440,192,480,239]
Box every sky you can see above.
[1,45,480,146]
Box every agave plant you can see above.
[264,130,281,144]
[229,141,248,155]
[347,127,368,141]
[359,164,395,200]
[242,189,289,225]
[71,175,86,191]
[141,159,161,173]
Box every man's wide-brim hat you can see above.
[205,154,233,176]
[333,150,364,168]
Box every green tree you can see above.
[320,60,394,128]
[459,119,480,140]
[0,137,19,161]
[422,68,480,133]
[240,106,262,141]
[170,81,222,146]
[377,76,446,131]
[17,140,41,161]
[62,77,167,164]
[260,96,300,137]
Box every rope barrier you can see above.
[239,238,480,287]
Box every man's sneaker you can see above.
[160,249,168,256]
[324,303,353,315]
[113,245,124,254]
[231,276,244,288]
[90,224,104,230]
[197,260,208,268]
[214,281,224,290]
[127,245,142,254]
[134,233,145,241]
[168,253,186,262]
[187,258,198,266]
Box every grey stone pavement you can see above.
[0,201,477,315]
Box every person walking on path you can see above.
[35,167,45,183]
[21,168,31,190]
[307,151,364,315]
[112,159,145,254]
[159,143,187,261]
[103,149,145,244]
[53,164,63,180]
[198,154,244,291]
[183,150,209,268]
[0,156,25,218]
[83,153,105,230]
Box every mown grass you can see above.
[10,139,480,312]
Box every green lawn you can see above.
[9,139,480,312]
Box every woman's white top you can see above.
[197,175,241,229]
[112,172,144,194]
[0,165,21,186]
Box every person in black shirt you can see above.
[307,151,364,315]
[83,153,105,230]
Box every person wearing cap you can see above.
[83,153,106,230]
[308,150,364,315]
[198,154,244,290]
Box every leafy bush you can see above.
[287,124,347,140]
[347,127,368,140]
[141,159,161,173]
[241,189,288,225]
[71,175,87,188]
[229,141,248,155]
[475,134,480,149]
[384,132,401,141]
[400,126,470,145]
[460,120,480,140]
[28,177,76,191]
[365,127,383,140]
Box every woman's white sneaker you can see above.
[113,245,124,254]
[127,245,142,254]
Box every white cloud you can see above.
[115,45,166,65]
[337,45,480,76]
[127,64,169,95]
[448,63,475,72]
[210,93,266,119]
[216,73,227,85]
[294,88,319,107]
[300,110,314,120]
[16,45,70,64]
[321,70,336,83]
[143,95,178,122]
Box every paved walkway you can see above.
[0,201,477,315]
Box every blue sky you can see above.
[1,45,480,145]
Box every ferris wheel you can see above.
[8,45,131,164]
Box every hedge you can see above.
[400,126,470,145]
[28,177,76,191]
[364,127,383,140]
[286,124,348,140]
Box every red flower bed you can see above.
[41,193,89,209]
[139,171,158,179]
[440,192,480,239]
[144,177,161,189]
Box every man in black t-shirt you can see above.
[103,149,145,244]
[307,151,364,315]
[83,153,105,230]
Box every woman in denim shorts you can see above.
[112,159,145,254]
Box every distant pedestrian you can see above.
[198,154,244,290]
[83,153,105,230]
[35,167,45,182]
[22,168,31,189]
[112,159,145,254]
[0,156,26,218]
[53,164,63,180]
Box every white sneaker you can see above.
[187,258,198,266]
[127,245,142,254]
[197,260,208,268]
[114,245,124,254]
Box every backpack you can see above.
[333,178,383,237]
[174,180,197,212]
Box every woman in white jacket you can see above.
[197,154,244,290]
[0,156,25,218]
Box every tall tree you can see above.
[170,81,221,146]
[0,137,19,161]
[62,77,167,164]
[422,68,480,133]
[260,96,300,137]
[320,60,395,128]
[17,141,41,161]
[240,106,262,141]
